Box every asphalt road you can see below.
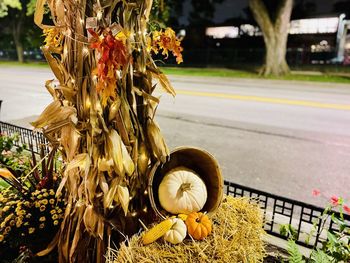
[1,66,350,207]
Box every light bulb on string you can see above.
[82,46,89,56]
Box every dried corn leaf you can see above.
[34,0,47,28]
[99,173,109,194]
[152,72,176,96]
[147,119,169,163]
[106,129,124,175]
[60,124,80,161]
[108,98,121,121]
[66,153,91,177]
[36,231,59,256]
[121,140,135,176]
[83,205,99,236]
[103,178,119,209]
[98,157,114,172]
[42,47,66,84]
[31,101,77,129]
[116,185,129,216]
[69,205,84,261]
[45,79,57,99]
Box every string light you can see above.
[80,18,84,24]
[82,46,89,55]
[131,211,137,217]
[144,190,148,195]
[97,11,103,20]
[85,96,91,109]
[143,207,147,212]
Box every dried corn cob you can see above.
[142,218,174,245]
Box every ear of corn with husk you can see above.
[142,218,174,245]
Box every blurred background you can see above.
[1,0,350,70]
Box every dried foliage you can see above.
[32,0,182,262]
[110,196,266,263]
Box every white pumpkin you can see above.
[164,218,187,244]
[158,167,207,214]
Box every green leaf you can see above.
[287,240,305,263]
[0,0,22,17]
[327,232,337,245]
[310,249,332,263]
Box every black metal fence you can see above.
[225,180,350,248]
[0,121,48,154]
[1,121,349,248]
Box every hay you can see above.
[108,196,266,263]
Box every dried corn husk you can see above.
[33,0,175,261]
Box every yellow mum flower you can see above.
[50,209,56,215]
[49,199,55,205]
[4,226,11,234]
[0,235,4,242]
[39,216,46,222]
[16,220,22,228]
[35,202,40,208]
[53,220,59,226]
[49,190,55,196]
[0,222,6,228]
[5,214,13,222]
[40,205,46,212]
[28,228,35,234]
[3,206,10,212]
[37,194,43,199]
[39,223,45,229]
[43,193,49,198]
[52,214,58,220]
[9,220,15,226]
[41,199,48,205]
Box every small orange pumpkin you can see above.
[185,212,212,240]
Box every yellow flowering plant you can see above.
[0,147,65,260]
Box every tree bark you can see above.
[249,0,293,76]
[11,9,25,63]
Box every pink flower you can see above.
[330,196,339,206]
[312,189,321,196]
[343,205,350,214]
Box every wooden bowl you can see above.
[148,146,223,219]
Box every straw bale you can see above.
[108,196,266,263]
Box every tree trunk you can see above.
[13,35,24,63]
[249,0,293,76]
[11,9,24,63]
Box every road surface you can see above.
[1,66,350,207]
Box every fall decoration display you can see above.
[158,167,207,214]
[163,218,187,245]
[149,147,223,219]
[185,212,212,240]
[142,218,174,245]
[31,0,183,261]
[109,196,266,263]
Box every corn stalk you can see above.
[32,0,174,262]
